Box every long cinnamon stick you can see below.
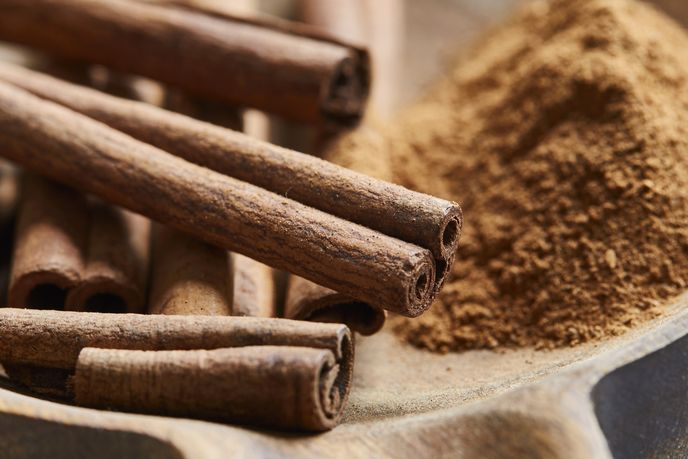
[73,345,348,431]
[0,308,352,370]
[285,275,386,336]
[0,63,462,271]
[148,224,232,316]
[9,174,88,309]
[66,204,150,313]
[0,81,433,316]
[0,0,369,128]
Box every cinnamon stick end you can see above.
[323,49,370,129]
[439,203,463,260]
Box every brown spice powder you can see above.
[328,0,688,350]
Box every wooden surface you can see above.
[2,293,688,457]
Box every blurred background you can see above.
[1,0,684,120]
[256,0,688,118]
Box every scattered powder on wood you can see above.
[328,0,688,351]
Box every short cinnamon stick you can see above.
[285,275,386,336]
[66,204,150,313]
[148,224,232,316]
[232,254,276,318]
[0,63,461,286]
[0,81,433,316]
[149,228,276,316]
[0,308,352,371]
[148,231,276,317]
[9,174,88,309]
[73,345,348,431]
[0,0,369,128]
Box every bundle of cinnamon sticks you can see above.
[0,0,462,431]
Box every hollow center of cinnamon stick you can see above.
[84,293,127,314]
[442,218,460,254]
[325,55,368,123]
[318,361,341,418]
[414,272,429,301]
[25,284,67,310]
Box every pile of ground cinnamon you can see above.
[329,0,688,350]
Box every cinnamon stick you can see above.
[6,178,150,389]
[148,229,276,317]
[9,176,150,312]
[148,231,276,317]
[0,81,433,316]
[9,174,88,309]
[73,345,348,431]
[148,224,232,316]
[0,63,461,292]
[300,0,404,118]
[285,275,386,336]
[7,61,154,313]
[0,309,352,371]
[66,204,150,313]
[232,254,276,318]
[0,0,369,128]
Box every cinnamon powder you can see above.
[329,0,688,350]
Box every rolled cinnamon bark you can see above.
[232,254,276,318]
[9,174,88,309]
[0,0,369,128]
[0,63,462,266]
[285,275,386,336]
[66,204,151,313]
[0,308,352,370]
[73,345,349,431]
[148,225,232,316]
[3,175,88,391]
[0,81,434,316]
